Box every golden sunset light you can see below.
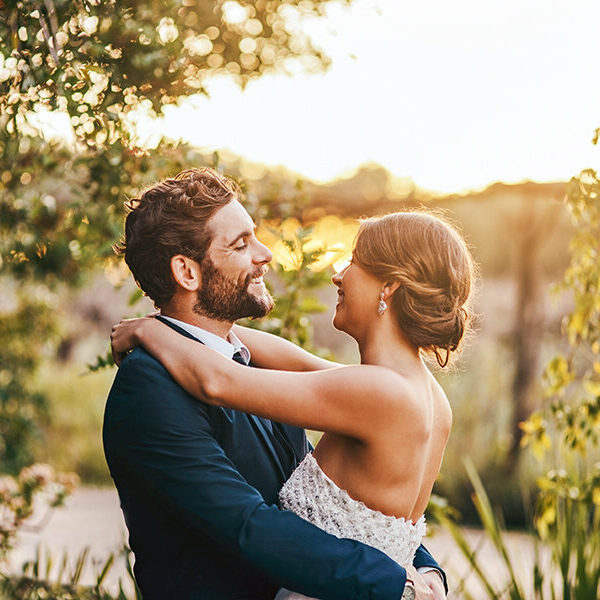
[2,1,600,597]
[138,0,600,193]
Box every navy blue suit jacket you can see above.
[103,320,445,599]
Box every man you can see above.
[103,167,447,599]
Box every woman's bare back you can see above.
[312,367,452,522]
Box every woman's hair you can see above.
[352,210,475,367]
[114,167,240,308]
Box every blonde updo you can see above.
[353,210,474,367]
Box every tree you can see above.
[504,195,559,474]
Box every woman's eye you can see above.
[235,242,247,251]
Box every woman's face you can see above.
[331,258,383,338]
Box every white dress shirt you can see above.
[160,315,251,365]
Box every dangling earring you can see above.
[377,291,387,316]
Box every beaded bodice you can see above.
[279,453,426,566]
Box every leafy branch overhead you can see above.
[0,0,348,282]
[1,0,335,146]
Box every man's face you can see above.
[194,200,274,322]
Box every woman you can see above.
[111,210,474,600]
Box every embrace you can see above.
[104,167,474,599]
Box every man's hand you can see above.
[419,569,445,599]
[405,566,435,600]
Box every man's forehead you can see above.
[209,199,254,241]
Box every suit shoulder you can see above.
[105,347,211,435]
[108,347,182,405]
[119,346,166,374]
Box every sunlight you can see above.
[25,0,600,194]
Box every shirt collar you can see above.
[160,316,251,365]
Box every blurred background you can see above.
[1,0,599,598]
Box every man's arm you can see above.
[106,349,408,600]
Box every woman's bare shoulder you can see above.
[341,365,427,427]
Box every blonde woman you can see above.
[111,210,473,600]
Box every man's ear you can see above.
[170,255,202,291]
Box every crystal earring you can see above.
[377,291,387,316]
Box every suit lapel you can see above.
[236,360,288,481]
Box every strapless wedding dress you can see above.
[274,453,426,600]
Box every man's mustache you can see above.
[243,266,269,287]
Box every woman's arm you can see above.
[106,351,412,599]
[231,325,342,371]
[112,318,419,441]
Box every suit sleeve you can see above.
[414,545,448,593]
[107,351,409,600]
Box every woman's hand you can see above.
[111,313,158,366]
[404,566,435,600]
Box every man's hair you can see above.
[114,167,241,307]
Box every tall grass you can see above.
[429,458,600,599]
[0,545,140,600]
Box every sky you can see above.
[150,0,600,193]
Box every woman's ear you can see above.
[170,255,202,291]
[382,280,401,300]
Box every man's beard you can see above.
[193,257,274,322]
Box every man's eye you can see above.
[235,242,247,251]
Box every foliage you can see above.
[0,465,138,599]
[1,0,334,137]
[431,457,600,599]
[0,462,78,559]
[0,296,56,474]
[0,0,346,282]
[0,460,135,600]
[429,460,550,600]
[520,169,600,455]
[517,168,600,597]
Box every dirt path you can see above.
[7,487,542,598]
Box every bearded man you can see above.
[103,167,446,599]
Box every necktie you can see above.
[231,351,273,434]
[232,351,247,366]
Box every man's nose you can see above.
[254,239,273,265]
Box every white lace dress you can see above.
[274,452,426,600]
